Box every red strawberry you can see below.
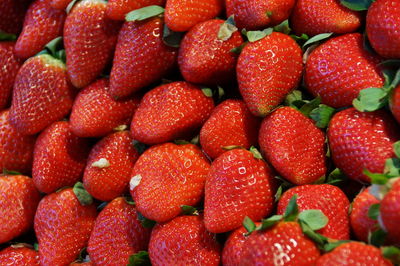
[0,175,41,244]
[178,19,244,86]
[380,178,400,244]
[83,131,140,201]
[70,263,93,266]
[277,184,350,240]
[109,17,177,99]
[390,85,400,123]
[69,79,140,138]
[106,0,166,20]
[164,0,223,32]
[259,107,326,185]
[87,197,151,265]
[204,148,275,233]
[131,81,214,145]
[14,0,66,59]
[305,33,384,108]
[64,0,121,88]
[0,245,39,266]
[200,99,261,160]
[237,32,303,117]
[290,0,362,36]
[50,0,73,9]
[32,121,90,194]
[328,108,400,183]
[131,143,211,223]
[367,0,400,59]
[0,0,32,34]
[149,215,221,265]
[9,54,75,135]
[34,186,97,266]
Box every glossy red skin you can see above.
[204,149,275,233]
[259,107,327,185]
[278,184,350,240]
[226,0,295,30]
[106,0,166,20]
[200,99,261,160]
[131,143,211,223]
[50,0,73,10]
[178,19,244,86]
[131,81,214,145]
[0,0,32,34]
[32,121,91,194]
[367,0,400,58]
[316,242,392,266]
[291,0,361,36]
[0,246,39,265]
[381,178,400,244]
[110,18,177,99]
[70,263,93,266]
[350,188,379,242]
[64,0,121,89]
[165,0,223,32]
[390,85,400,123]
[149,215,221,266]
[305,33,384,108]
[14,0,66,59]
[0,175,41,244]
[240,222,320,265]
[83,131,140,201]
[70,79,140,138]
[237,32,303,117]
[34,188,97,266]
[88,197,151,266]
[328,108,400,183]
[9,54,75,135]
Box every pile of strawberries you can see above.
[1,0,400,265]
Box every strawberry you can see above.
[83,131,140,201]
[0,175,41,244]
[34,186,97,266]
[69,79,140,138]
[204,148,275,233]
[367,0,400,59]
[200,99,261,160]
[149,215,221,265]
[0,0,32,34]
[106,0,166,20]
[32,121,90,194]
[131,143,211,223]
[9,54,75,135]
[50,0,73,10]
[0,110,36,174]
[178,19,244,86]
[0,245,39,266]
[87,197,151,265]
[328,108,400,183]
[237,32,303,117]
[305,33,384,108]
[226,0,295,30]
[380,178,400,244]
[109,17,177,99]
[64,0,121,88]
[131,81,214,145]
[390,85,400,123]
[290,0,362,36]
[259,107,327,185]
[164,0,223,32]
[14,0,66,59]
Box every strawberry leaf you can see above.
[246,28,273,43]
[368,203,380,220]
[181,205,199,215]
[299,220,328,247]
[137,212,156,228]
[382,246,400,265]
[364,169,389,185]
[326,168,347,185]
[66,0,79,14]
[309,104,335,128]
[273,20,291,35]
[2,169,22,175]
[384,158,400,177]
[303,32,333,48]
[298,210,328,231]
[162,25,184,48]
[33,243,39,251]
[291,33,309,43]
[256,215,283,231]
[0,31,16,41]
[230,42,247,54]
[369,228,387,247]
[128,251,151,266]
[353,87,389,112]
[97,201,108,211]
[323,240,351,252]
[132,140,147,154]
[243,216,256,233]
[283,195,299,221]
[218,16,238,41]
[249,146,263,160]
[201,88,213,97]
[340,0,374,11]
[299,97,321,117]
[394,141,400,159]
[73,182,93,206]
[285,90,304,108]
[125,5,165,21]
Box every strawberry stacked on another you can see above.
[106,0,166,20]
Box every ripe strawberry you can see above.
[259,107,327,185]
[200,99,261,160]
[64,0,121,88]
[69,79,140,138]
[50,0,72,10]
[164,0,223,32]
[305,33,384,108]
[178,19,244,86]
[290,0,362,36]
[14,0,66,59]
[32,121,90,194]
[70,263,93,266]
[237,32,303,117]
[109,17,177,99]
[9,54,75,135]
[0,0,32,34]
[34,187,97,266]
[131,143,211,223]
[149,215,221,265]
[131,81,214,145]
[83,131,140,201]
[380,178,400,244]
[0,245,39,266]
[390,85,400,123]
[204,148,275,233]
[87,197,151,265]
[106,0,166,20]
[328,108,400,183]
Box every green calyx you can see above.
[339,0,374,11]
[302,33,333,49]
[218,16,238,41]
[36,37,66,64]
[137,212,156,228]
[128,251,151,266]
[2,169,22,176]
[73,182,93,206]
[0,31,17,41]
[125,5,164,22]
[181,205,200,216]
